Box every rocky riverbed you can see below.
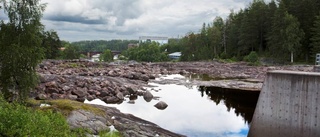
[32,60,315,136]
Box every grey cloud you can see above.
[40,0,254,41]
[90,0,143,26]
[44,15,106,24]
[43,0,143,26]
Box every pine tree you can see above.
[267,2,304,63]
[310,14,320,59]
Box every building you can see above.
[168,52,181,60]
[90,54,100,62]
[139,36,168,45]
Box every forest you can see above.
[72,40,139,52]
[175,0,320,63]
[74,0,320,64]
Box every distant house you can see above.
[168,52,181,60]
[90,54,100,62]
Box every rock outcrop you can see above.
[67,105,185,137]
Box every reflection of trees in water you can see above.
[198,86,260,124]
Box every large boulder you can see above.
[35,93,48,100]
[72,87,87,98]
[116,92,124,100]
[45,81,58,88]
[67,110,109,135]
[102,96,120,104]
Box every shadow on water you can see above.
[186,74,244,81]
[198,86,260,124]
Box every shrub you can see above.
[0,98,73,136]
[244,51,260,65]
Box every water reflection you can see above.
[198,86,259,124]
[85,76,259,137]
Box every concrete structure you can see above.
[168,52,181,60]
[248,70,320,137]
[315,65,320,72]
[139,36,168,45]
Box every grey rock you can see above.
[62,86,71,91]
[143,91,153,102]
[36,93,47,100]
[45,87,59,94]
[45,81,57,88]
[67,110,108,135]
[103,96,120,104]
[51,93,60,99]
[126,86,137,94]
[76,97,86,102]
[140,75,149,81]
[154,101,168,110]
[67,94,78,100]
[87,95,95,101]
[99,90,109,98]
[116,92,124,100]
[72,87,86,98]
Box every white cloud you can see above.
[40,0,255,41]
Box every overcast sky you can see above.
[7,0,260,41]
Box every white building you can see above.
[168,52,181,60]
[90,54,100,62]
[139,36,168,45]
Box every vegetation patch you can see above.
[28,99,105,117]
[59,62,86,68]
[0,97,74,136]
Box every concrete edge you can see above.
[268,70,320,76]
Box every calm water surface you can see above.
[85,75,259,137]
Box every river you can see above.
[85,74,259,137]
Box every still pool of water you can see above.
[85,75,258,137]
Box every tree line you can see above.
[72,40,139,53]
[176,0,320,63]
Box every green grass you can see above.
[28,99,106,116]
[0,98,123,137]
[0,98,75,137]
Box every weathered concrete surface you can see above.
[248,70,320,137]
[314,65,320,72]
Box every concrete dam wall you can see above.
[248,70,320,137]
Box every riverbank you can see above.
[32,60,314,136]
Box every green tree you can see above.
[267,3,304,63]
[210,17,224,58]
[100,49,113,62]
[282,0,319,61]
[0,0,46,102]
[62,44,80,59]
[41,30,62,59]
[238,0,268,56]
[124,42,168,62]
[310,14,320,59]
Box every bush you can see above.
[244,51,260,65]
[0,98,76,137]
